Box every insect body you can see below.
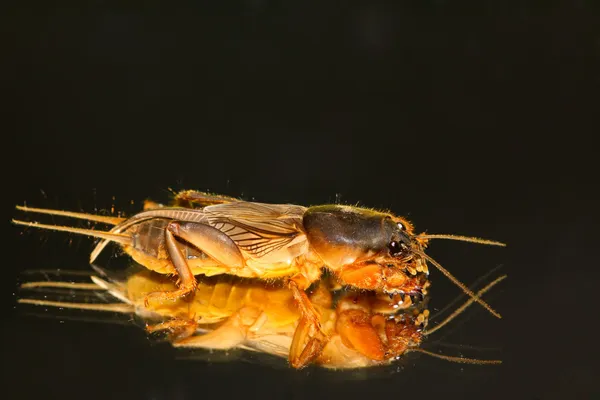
[13,190,505,364]
[18,268,506,369]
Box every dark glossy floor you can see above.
[2,3,597,399]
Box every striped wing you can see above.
[203,202,308,261]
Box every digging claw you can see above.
[336,309,385,361]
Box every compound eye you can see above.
[388,241,402,255]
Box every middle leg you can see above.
[287,278,333,368]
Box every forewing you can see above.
[203,202,307,260]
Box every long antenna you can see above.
[413,249,502,319]
[405,348,501,365]
[15,205,125,225]
[416,234,506,247]
[425,275,507,335]
[12,219,133,247]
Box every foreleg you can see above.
[335,261,424,295]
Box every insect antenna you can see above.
[416,234,505,247]
[429,263,504,321]
[405,348,501,365]
[12,219,133,247]
[15,205,126,225]
[425,275,507,335]
[405,275,507,365]
[412,249,502,319]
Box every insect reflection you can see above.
[19,267,505,369]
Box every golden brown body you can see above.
[13,190,505,366]
[13,191,502,306]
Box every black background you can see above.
[2,2,598,399]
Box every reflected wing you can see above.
[204,202,307,259]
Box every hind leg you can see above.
[143,225,198,306]
[172,309,256,349]
[146,317,199,341]
[144,221,245,306]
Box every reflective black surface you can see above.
[3,3,597,399]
